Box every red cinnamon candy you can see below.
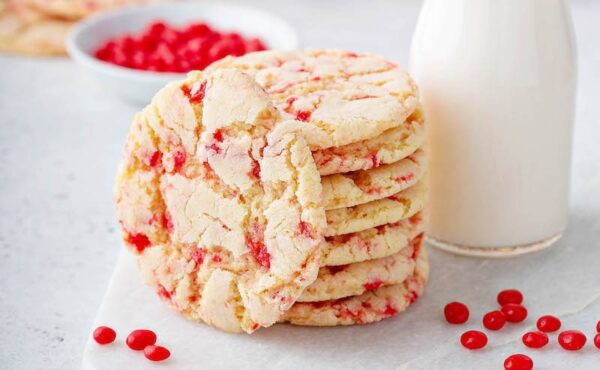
[444,302,469,324]
[501,304,528,323]
[483,310,506,331]
[94,21,267,73]
[522,331,549,348]
[126,329,157,351]
[144,345,171,362]
[497,289,524,306]
[460,330,488,350]
[92,326,116,345]
[558,330,587,351]
[536,315,561,332]
[504,354,533,370]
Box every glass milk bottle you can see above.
[410,0,577,257]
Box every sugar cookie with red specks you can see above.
[298,233,424,302]
[325,179,427,237]
[282,247,429,326]
[321,149,426,210]
[199,49,419,151]
[24,0,168,20]
[313,106,425,176]
[0,0,73,56]
[115,68,326,333]
[321,212,424,266]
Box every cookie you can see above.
[281,247,429,326]
[116,69,326,333]
[24,0,166,20]
[313,106,425,176]
[325,179,427,237]
[198,49,419,151]
[0,1,73,56]
[321,149,425,210]
[321,212,424,266]
[298,233,423,302]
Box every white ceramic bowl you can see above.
[67,2,299,105]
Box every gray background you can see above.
[1,0,599,368]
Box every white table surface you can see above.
[1,0,599,369]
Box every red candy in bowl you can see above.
[93,20,267,73]
[68,2,298,104]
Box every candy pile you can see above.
[94,21,267,73]
[93,326,170,362]
[114,50,428,333]
[444,288,600,369]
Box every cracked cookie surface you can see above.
[200,49,419,151]
[321,149,426,210]
[313,106,424,175]
[115,68,326,333]
[282,247,429,326]
[299,232,424,302]
[325,179,427,237]
[321,212,424,266]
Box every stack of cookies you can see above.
[115,50,428,333]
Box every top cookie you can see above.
[115,68,326,333]
[199,49,419,151]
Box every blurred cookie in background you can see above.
[0,0,74,56]
[0,0,170,56]
[25,0,168,20]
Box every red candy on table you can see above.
[501,304,528,323]
[522,331,549,348]
[94,20,268,73]
[460,330,488,350]
[444,301,469,324]
[497,289,524,306]
[536,315,561,332]
[504,354,534,370]
[558,330,587,351]
[483,310,506,331]
[144,345,171,362]
[92,326,116,345]
[126,329,157,351]
[441,289,596,366]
